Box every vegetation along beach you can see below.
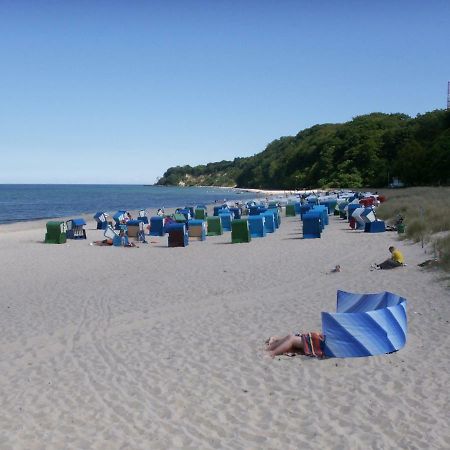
[1,1,450,449]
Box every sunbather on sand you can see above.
[266,332,325,358]
[92,238,114,246]
[91,234,137,247]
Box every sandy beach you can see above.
[0,210,449,449]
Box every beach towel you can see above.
[301,332,325,358]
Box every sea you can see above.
[0,184,261,225]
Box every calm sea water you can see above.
[0,185,259,225]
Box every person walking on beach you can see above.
[372,246,405,270]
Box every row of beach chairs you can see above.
[280,192,386,239]
[44,204,283,247]
[161,205,282,247]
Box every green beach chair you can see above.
[285,204,296,217]
[207,216,223,236]
[173,213,187,223]
[194,208,207,220]
[44,221,67,244]
[231,219,251,243]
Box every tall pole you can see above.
[448,81,450,110]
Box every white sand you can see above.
[0,211,449,449]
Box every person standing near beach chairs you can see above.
[372,246,405,270]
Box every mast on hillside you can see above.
[448,81,450,110]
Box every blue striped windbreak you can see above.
[322,290,407,358]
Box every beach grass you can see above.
[376,187,450,272]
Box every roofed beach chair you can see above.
[45,221,67,244]
[188,219,206,241]
[365,220,386,233]
[261,211,276,233]
[185,206,195,218]
[125,220,143,238]
[94,212,111,230]
[194,208,207,220]
[312,205,328,226]
[299,204,311,219]
[229,207,241,219]
[346,203,360,222]
[177,208,192,221]
[249,205,266,216]
[173,213,188,223]
[338,201,348,219]
[248,215,266,238]
[149,216,165,236]
[285,204,296,217]
[268,201,278,209]
[307,195,318,205]
[66,218,87,239]
[206,216,223,236]
[350,207,366,230]
[218,211,233,232]
[302,211,322,239]
[321,199,338,215]
[166,223,189,247]
[267,208,281,228]
[358,208,386,233]
[104,225,130,247]
[231,219,251,243]
[113,210,128,229]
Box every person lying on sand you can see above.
[91,233,137,248]
[92,238,114,246]
[92,239,137,247]
[266,332,325,358]
[371,246,404,270]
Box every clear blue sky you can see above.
[1,0,449,184]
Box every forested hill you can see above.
[156,110,450,189]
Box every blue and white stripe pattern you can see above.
[322,290,407,358]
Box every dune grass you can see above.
[376,187,450,273]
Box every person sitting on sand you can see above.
[266,332,325,358]
[372,246,404,270]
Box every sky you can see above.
[1,0,449,184]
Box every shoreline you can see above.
[0,186,263,229]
